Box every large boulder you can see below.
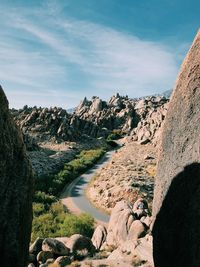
[0,86,33,267]
[91,225,107,250]
[42,238,70,256]
[152,30,200,267]
[66,234,95,258]
[106,201,135,247]
[106,200,149,247]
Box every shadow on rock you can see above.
[153,163,200,267]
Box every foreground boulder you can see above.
[0,86,33,267]
[42,238,70,256]
[106,200,150,248]
[66,234,95,259]
[153,30,200,267]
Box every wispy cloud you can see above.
[0,2,188,108]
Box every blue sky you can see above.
[0,0,199,108]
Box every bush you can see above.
[33,191,57,205]
[31,202,95,242]
[106,140,119,148]
[33,203,46,217]
[107,130,123,141]
[59,213,95,238]
[32,148,104,242]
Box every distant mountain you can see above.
[161,89,172,98]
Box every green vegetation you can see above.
[106,129,123,141]
[34,148,106,197]
[32,148,106,242]
[32,202,94,242]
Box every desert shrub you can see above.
[59,213,95,238]
[107,129,123,141]
[33,191,57,205]
[32,148,103,241]
[106,140,118,148]
[31,202,66,241]
[31,202,95,242]
[33,202,46,217]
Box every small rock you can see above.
[55,256,71,266]
[133,199,149,219]
[37,251,54,264]
[42,238,70,256]
[128,220,146,240]
[29,237,44,255]
[66,234,95,258]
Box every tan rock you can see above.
[91,225,107,250]
[66,234,95,258]
[54,256,71,266]
[128,220,146,240]
[106,201,135,247]
[42,238,70,256]
[37,251,54,264]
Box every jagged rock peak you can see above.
[0,85,33,267]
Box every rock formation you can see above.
[28,199,153,267]
[0,86,33,267]
[12,94,169,147]
[152,30,200,267]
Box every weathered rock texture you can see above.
[12,94,169,146]
[0,86,33,267]
[153,30,200,267]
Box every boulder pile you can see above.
[28,198,153,267]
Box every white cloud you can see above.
[0,3,187,108]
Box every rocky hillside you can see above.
[87,141,156,213]
[12,94,169,148]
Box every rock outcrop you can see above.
[12,94,169,147]
[105,200,151,248]
[152,30,200,267]
[0,86,33,267]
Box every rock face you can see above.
[0,86,33,267]
[152,30,200,267]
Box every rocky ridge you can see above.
[12,94,169,148]
[11,94,168,177]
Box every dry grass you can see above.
[146,164,157,177]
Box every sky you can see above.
[0,0,199,109]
